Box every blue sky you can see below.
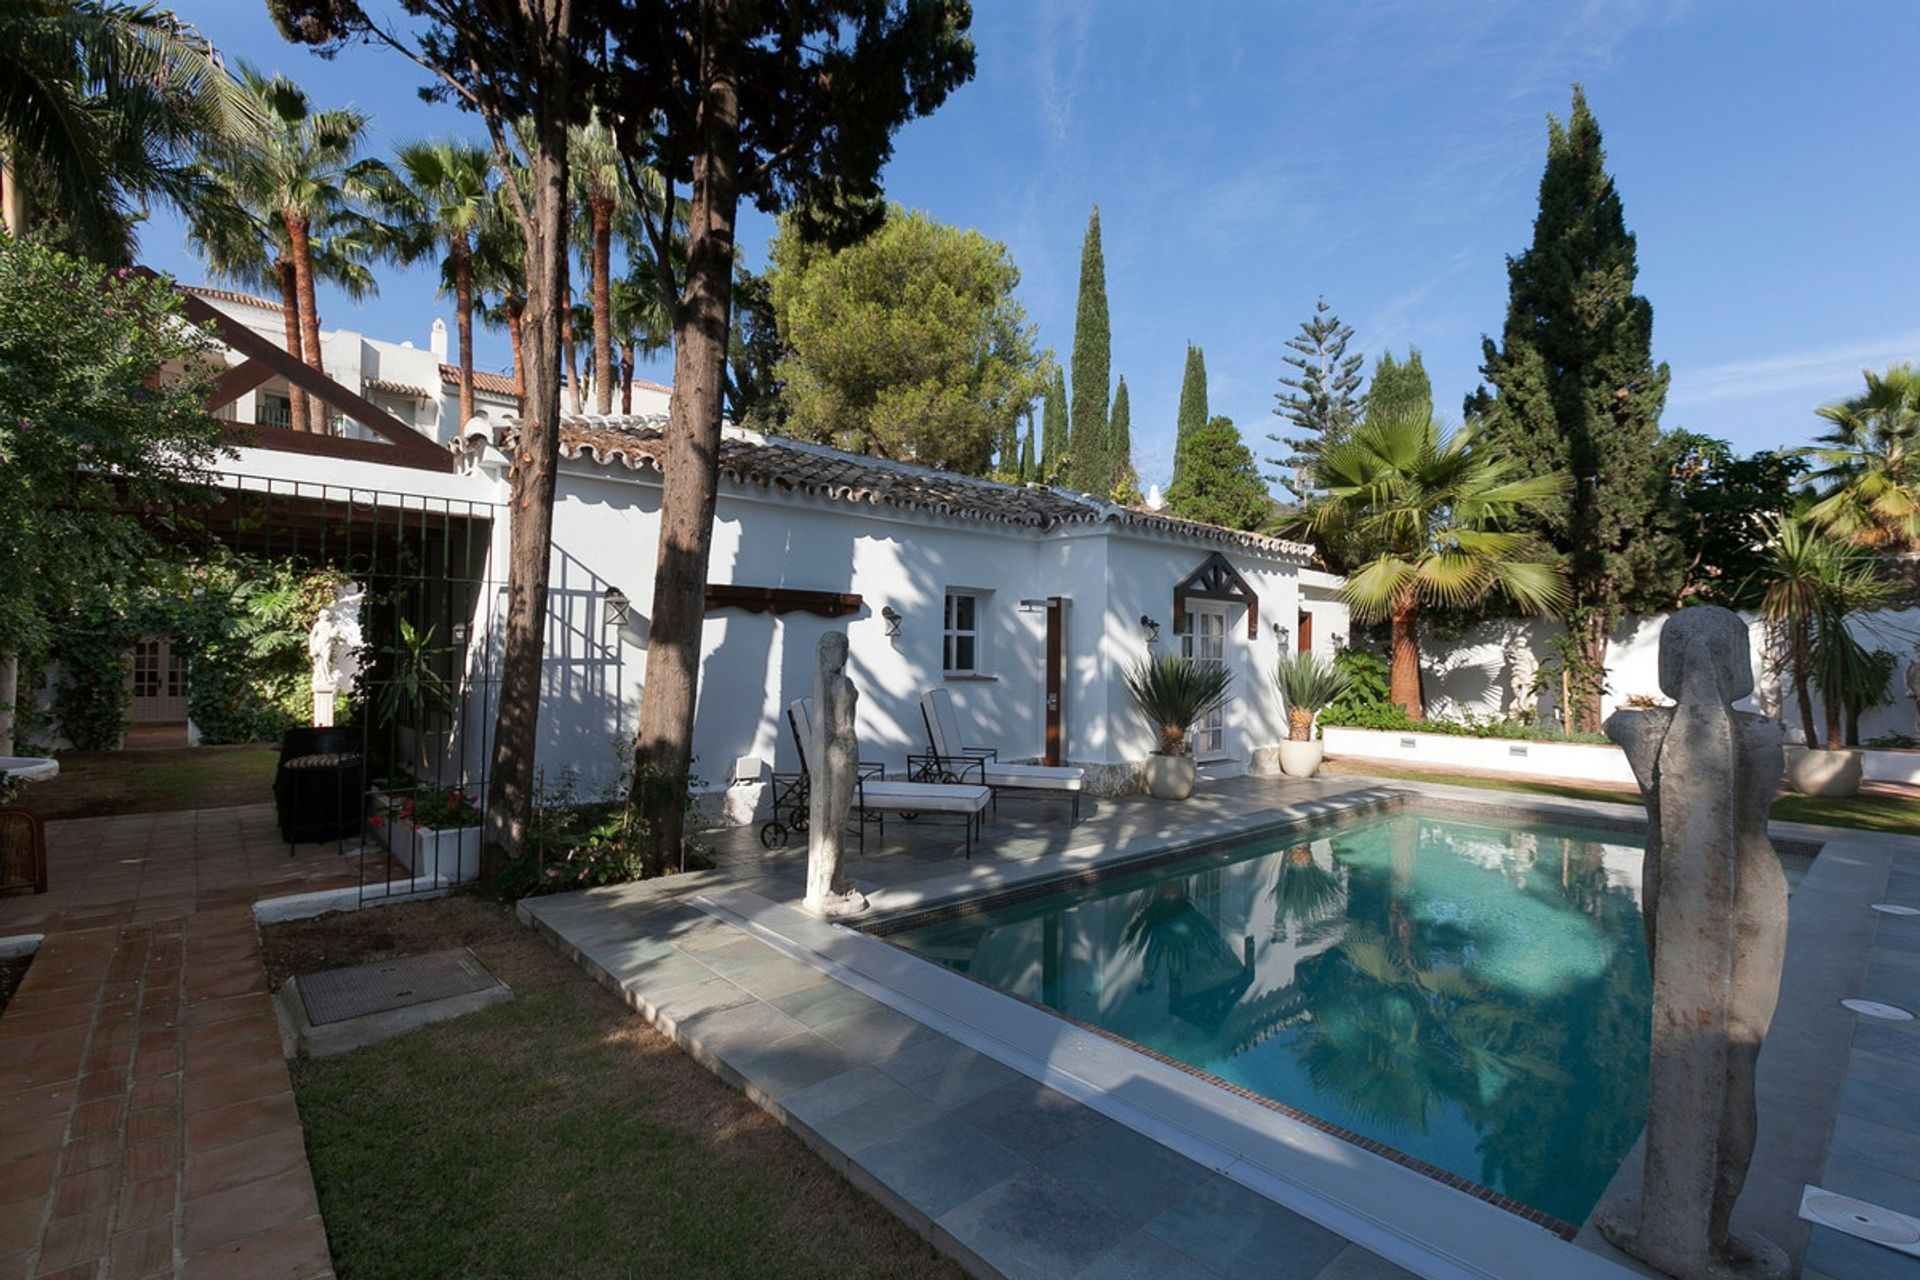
[142,1,1920,490]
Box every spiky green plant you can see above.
[1125,653,1232,757]
[1275,650,1352,741]
[1755,516,1898,748]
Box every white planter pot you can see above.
[1277,739,1325,779]
[1142,754,1196,801]
[371,789,483,883]
[1785,746,1863,798]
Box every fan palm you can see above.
[1801,364,1920,550]
[0,1,263,261]
[609,268,673,413]
[1311,413,1568,719]
[208,66,385,431]
[1755,516,1898,748]
[473,177,527,398]
[377,141,495,426]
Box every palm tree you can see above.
[0,1,263,261]
[213,66,385,431]
[188,157,379,434]
[473,178,527,399]
[1802,364,1920,550]
[378,141,494,427]
[609,268,673,413]
[1755,517,1898,749]
[1312,413,1568,719]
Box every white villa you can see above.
[114,285,1350,820]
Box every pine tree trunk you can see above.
[621,341,635,414]
[481,7,576,869]
[1389,603,1423,720]
[592,195,614,415]
[453,234,476,428]
[632,0,742,875]
[275,256,309,433]
[284,210,327,433]
[1572,615,1608,736]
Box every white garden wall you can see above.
[1322,725,1638,786]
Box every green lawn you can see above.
[266,898,965,1280]
[1322,759,1920,836]
[19,745,278,820]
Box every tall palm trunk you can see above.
[275,256,310,433]
[620,340,635,414]
[283,209,327,433]
[1389,601,1423,720]
[591,194,614,414]
[451,233,476,427]
[506,293,526,400]
[562,291,582,414]
[632,0,742,873]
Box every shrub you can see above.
[1323,649,1390,723]
[1320,701,1611,745]
[380,783,482,831]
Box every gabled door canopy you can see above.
[1172,552,1258,638]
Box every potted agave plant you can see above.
[1274,650,1351,778]
[1125,654,1233,800]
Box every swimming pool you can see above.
[882,809,1658,1227]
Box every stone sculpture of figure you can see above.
[1504,638,1539,722]
[1905,642,1920,734]
[306,581,365,726]
[804,632,867,917]
[1598,606,1788,1280]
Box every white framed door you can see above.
[129,637,188,722]
[1181,607,1230,760]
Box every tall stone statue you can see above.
[1904,642,1920,734]
[1598,607,1788,1280]
[804,632,867,917]
[306,581,365,727]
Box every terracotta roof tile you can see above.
[365,377,432,399]
[183,284,284,313]
[440,363,521,398]
[515,415,1312,559]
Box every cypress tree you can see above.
[1040,366,1068,482]
[1362,348,1431,428]
[1018,414,1035,481]
[1109,375,1141,503]
[1165,415,1269,531]
[1467,85,1679,733]
[1268,297,1364,492]
[1067,206,1110,494]
[997,407,1020,477]
[1170,343,1208,489]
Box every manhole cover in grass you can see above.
[299,948,502,1026]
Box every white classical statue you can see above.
[1505,638,1539,722]
[306,581,365,726]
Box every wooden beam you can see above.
[704,584,863,618]
[206,358,275,413]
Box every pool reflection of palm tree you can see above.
[1123,882,1252,1032]
[1272,843,1346,934]
[1297,925,1569,1135]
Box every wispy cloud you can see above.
[1670,333,1920,407]
[1031,0,1092,151]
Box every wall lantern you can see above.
[1272,621,1290,648]
[1140,615,1161,645]
[603,586,632,629]
[881,605,903,638]
[1018,598,1048,614]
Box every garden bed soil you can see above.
[262,897,968,1280]
[0,953,30,1017]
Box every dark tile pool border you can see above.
[859,792,1826,1241]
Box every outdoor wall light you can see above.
[1141,615,1161,645]
[881,605,903,638]
[1018,598,1048,613]
[603,586,632,629]
[1272,621,1290,648]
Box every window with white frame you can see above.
[943,590,982,674]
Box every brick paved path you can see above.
[0,807,356,1279]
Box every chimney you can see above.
[429,317,448,360]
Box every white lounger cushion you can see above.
[858,780,990,813]
[921,689,1085,790]
[981,762,1082,792]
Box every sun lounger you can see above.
[788,698,991,857]
[917,688,1085,825]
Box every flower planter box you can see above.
[1320,725,1640,786]
[370,789,482,884]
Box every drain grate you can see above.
[299,948,502,1026]
[1799,1186,1920,1257]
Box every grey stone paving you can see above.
[520,771,1920,1280]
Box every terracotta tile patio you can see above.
[0,805,361,1279]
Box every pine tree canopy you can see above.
[1165,415,1270,531]
[1362,348,1431,428]
[1466,85,1679,621]
[1109,375,1142,503]
[1067,206,1111,495]
[1268,297,1364,495]
[1171,343,1208,489]
[1041,366,1068,482]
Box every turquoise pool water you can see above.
[885,811,1656,1225]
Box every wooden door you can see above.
[1297,609,1313,653]
[128,637,188,722]
[1044,596,1066,766]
